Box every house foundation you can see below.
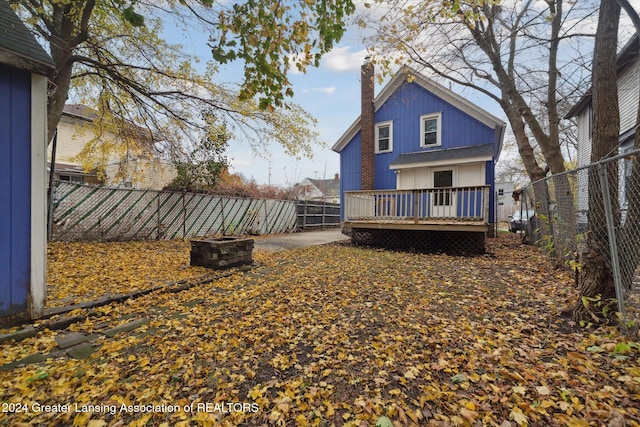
[349,229,486,255]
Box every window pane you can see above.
[424,118,437,132]
[435,190,451,206]
[424,132,437,146]
[434,170,452,187]
[422,117,438,146]
[377,124,390,152]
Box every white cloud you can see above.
[322,46,369,72]
[316,86,336,94]
[301,86,337,95]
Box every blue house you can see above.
[332,61,505,253]
[0,1,55,323]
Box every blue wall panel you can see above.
[0,64,32,318]
[339,131,362,217]
[370,82,496,191]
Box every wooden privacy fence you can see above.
[296,200,340,230]
[51,181,298,241]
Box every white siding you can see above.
[576,108,591,212]
[574,56,639,213]
[496,181,515,222]
[396,163,484,189]
[458,163,483,186]
[48,115,176,189]
[397,169,414,189]
[48,117,93,164]
[618,58,640,133]
[576,108,592,168]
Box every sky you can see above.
[162,1,639,188]
[225,42,371,187]
[164,17,373,187]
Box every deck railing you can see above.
[344,186,490,223]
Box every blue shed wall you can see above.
[0,64,32,318]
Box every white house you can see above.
[295,174,341,204]
[495,181,516,222]
[565,34,639,217]
[48,104,177,190]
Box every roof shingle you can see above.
[0,0,55,75]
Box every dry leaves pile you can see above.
[1,234,639,426]
[46,241,214,307]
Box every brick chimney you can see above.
[360,57,375,190]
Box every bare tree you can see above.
[364,0,599,261]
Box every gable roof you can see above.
[63,104,100,121]
[390,143,495,169]
[331,65,506,154]
[307,177,340,196]
[565,33,639,119]
[0,0,55,76]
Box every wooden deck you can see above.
[342,187,491,253]
[343,186,490,232]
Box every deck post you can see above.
[483,187,490,224]
[414,190,419,223]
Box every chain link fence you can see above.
[519,148,640,334]
[50,181,298,241]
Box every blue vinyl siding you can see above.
[338,80,499,222]
[339,131,362,215]
[372,82,495,190]
[0,64,32,318]
[340,81,497,192]
[379,82,495,151]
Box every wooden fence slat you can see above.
[51,182,343,241]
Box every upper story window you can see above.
[375,121,393,153]
[420,112,442,147]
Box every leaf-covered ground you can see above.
[1,234,640,426]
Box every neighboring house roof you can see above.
[390,143,495,169]
[307,177,340,197]
[0,0,55,76]
[332,65,506,156]
[565,33,639,119]
[63,104,99,121]
[48,162,98,178]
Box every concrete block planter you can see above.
[190,237,254,269]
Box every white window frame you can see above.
[375,121,393,154]
[420,112,442,148]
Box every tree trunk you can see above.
[47,60,73,146]
[572,0,621,324]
